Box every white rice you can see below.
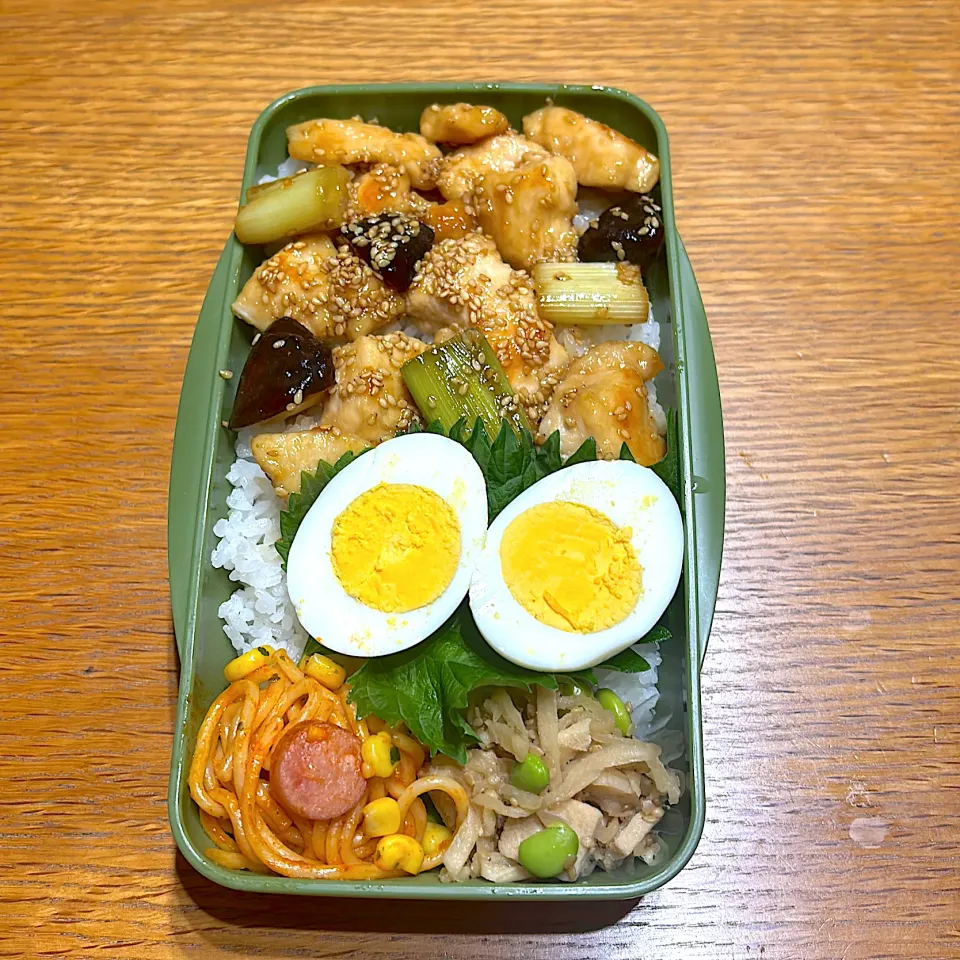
[554,300,660,358]
[255,156,314,186]
[210,429,308,661]
[595,645,682,763]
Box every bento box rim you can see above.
[168,81,706,901]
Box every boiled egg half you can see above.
[286,433,487,656]
[469,461,683,671]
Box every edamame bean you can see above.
[597,688,632,736]
[517,822,579,878]
[558,679,588,697]
[510,753,550,794]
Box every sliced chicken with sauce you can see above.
[537,340,666,464]
[420,102,510,145]
[523,106,660,193]
[435,131,578,270]
[232,237,404,341]
[345,163,435,220]
[251,427,369,498]
[422,198,480,242]
[473,152,579,271]
[436,133,549,202]
[319,332,427,444]
[286,118,441,189]
[231,235,335,332]
[407,234,568,423]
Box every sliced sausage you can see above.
[270,720,366,821]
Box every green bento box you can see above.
[167,82,725,901]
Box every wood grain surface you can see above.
[1,0,958,957]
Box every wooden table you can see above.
[2,1,958,957]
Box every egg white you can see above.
[286,433,488,657]
[469,461,683,671]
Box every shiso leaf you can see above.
[535,428,563,476]
[347,610,557,764]
[563,436,598,467]
[594,647,651,674]
[651,408,680,500]
[636,624,672,646]
[404,417,599,522]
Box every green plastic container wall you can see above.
[167,83,724,900]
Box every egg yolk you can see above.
[500,501,641,633]
[331,483,460,613]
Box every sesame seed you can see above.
[218,369,233,380]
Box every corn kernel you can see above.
[363,797,402,837]
[302,653,346,690]
[374,834,424,875]
[361,731,399,779]
[223,645,273,683]
[421,821,453,857]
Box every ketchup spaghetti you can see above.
[188,649,468,879]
